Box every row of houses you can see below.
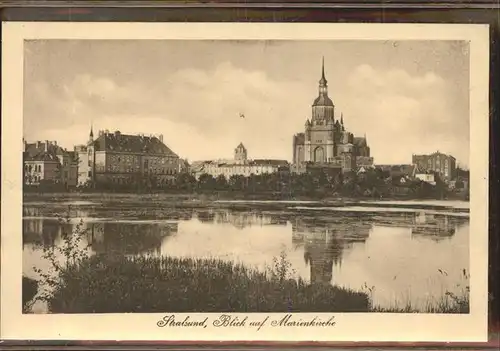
[23,129,188,187]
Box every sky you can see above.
[23,40,470,167]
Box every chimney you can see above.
[159,134,163,143]
[53,141,57,146]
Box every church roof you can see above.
[313,94,334,107]
[93,131,178,157]
[236,142,246,150]
[353,137,367,147]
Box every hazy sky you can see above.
[23,40,470,166]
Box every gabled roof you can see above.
[235,142,246,151]
[93,132,178,157]
[24,151,60,162]
[24,142,65,158]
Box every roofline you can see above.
[91,149,179,158]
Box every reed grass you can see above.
[46,254,370,313]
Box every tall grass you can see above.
[26,212,469,314]
[45,253,369,313]
[365,269,470,313]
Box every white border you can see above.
[1,22,490,342]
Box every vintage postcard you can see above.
[1,22,489,342]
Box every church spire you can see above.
[319,56,327,87]
[88,122,94,146]
[321,56,326,81]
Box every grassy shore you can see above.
[27,253,469,314]
[40,254,370,313]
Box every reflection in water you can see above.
[23,203,470,311]
[292,219,371,284]
[23,207,179,256]
[88,222,178,256]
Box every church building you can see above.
[292,58,373,173]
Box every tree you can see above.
[215,174,228,190]
[175,172,196,191]
[228,174,245,191]
[198,173,216,191]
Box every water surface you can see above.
[22,198,470,312]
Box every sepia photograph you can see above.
[1,22,489,342]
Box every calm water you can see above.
[22,198,470,312]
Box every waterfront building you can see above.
[75,128,180,187]
[191,143,289,180]
[292,58,373,173]
[412,151,457,181]
[23,139,78,187]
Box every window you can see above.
[88,171,92,177]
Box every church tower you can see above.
[305,58,336,164]
[234,142,247,164]
[311,57,335,124]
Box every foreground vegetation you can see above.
[24,167,469,201]
[24,215,469,314]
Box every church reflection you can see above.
[292,217,372,284]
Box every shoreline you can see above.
[22,192,470,215]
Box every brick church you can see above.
[292,58,373,173]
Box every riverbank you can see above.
[31,254,370,313]
[26,253,469,314]
[23,192,469,213]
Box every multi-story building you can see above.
[191,143,289,180]
[292,58,373,173]
[75,128,180,187]
[412,151,457,181]
[23,139,78,187]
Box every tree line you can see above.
[23,167,468,200]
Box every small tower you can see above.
[234,142,247,164]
